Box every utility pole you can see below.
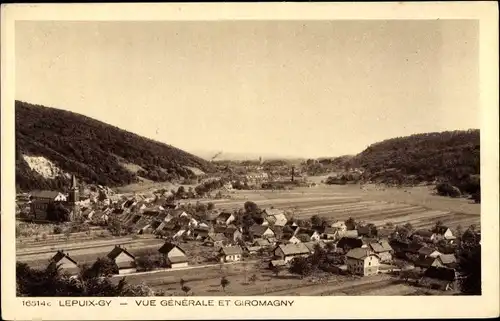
[291,166,295,182]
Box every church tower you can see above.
[68,174,80,204]
[68,174,81,221]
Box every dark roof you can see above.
[337,237,363,249]
[276,243,310,256]
[217,212,233,220]
[413,229,434,238]
[250,225,273,236]
[434,226,451,235]
[214,225,227,233]
[31,190,63,199]
[50,250,78,265]
[418,246,439,256]
[415,256,441,268]
[297,228,316,237]
[424,266,456,281]
[158,242,186,255]
[208,233,227,242]
[323,227,337,234]
[357,226,370,235]
[107,245,135,260]
[219,246,243,255]
[345,248,372,260]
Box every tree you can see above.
[457,229,481,295]
[271,265,281,277]
[325,242,336,253]
[403,222,414,232]
[366,223,378,237]
[432,220,444,233]
[296,233,311,243]
[16,262,153,297]
[136,255,156,272]
[455,225,464,239]
[244,201,259,214]
[107,217,123,236]
[220,276,230,292]
[181,285,191,296]
[288,257,312,278]
[82,257,119,279]
[207,202,215,211]
[395,225,411,240]
[345,217,356,230]
[249,274,258,284]
[180,278,186,288]
[310,215,322,227]
[46,202,71,222]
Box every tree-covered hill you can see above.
[352,130,480,193]
[15,101,215,191]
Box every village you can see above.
[15,172,478,296]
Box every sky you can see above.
[15,20,479,159]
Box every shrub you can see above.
[53,226,63,234]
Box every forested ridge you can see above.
[15,101,215,191]
[353,130,480,191]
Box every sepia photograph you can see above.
[1,2,499,320]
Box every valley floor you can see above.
[15,182,479,296]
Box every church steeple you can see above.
[69,174,79,204]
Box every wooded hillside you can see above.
[15,101,215,191]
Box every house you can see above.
[420,266,458,291]
[197,222,210,229]
[264,212,288,227]
[357,226,371,237]
[418,246,442,259]
[304,241,326,254]
[173,229,187,240]
[414,256,444,269]
[345,248,380,276]
[81,208,95,220]
[322,227,339,240]
[188,217,199,228]
[253,238,271,247]
[219,246,243,262]
[297,229,321,242]
[269,259,287,269]
[412,229,437,242]
[368,241,394,263]
[274,243,310,263]
[192,226,210,240]
[30,190,68,220]
[215,212,235,225]
[249,225,275,239]
[438,254,458,268]
[331,220,347,232]
[434,226,456,242]
[106,245,136,274]
[263,208,285,217]
[158,242,189,268]
[143,205,165,216]
[343,230,359,238]
[48,250,80,276]
[377,227,394,240]
[224,225,243,243]
[204,233,228,248]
